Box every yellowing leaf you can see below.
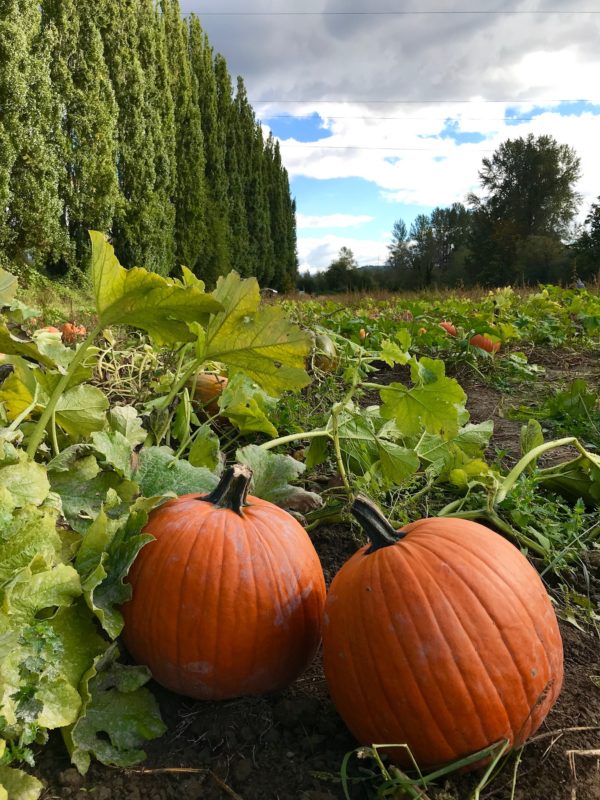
[205,272,311,397]
[89,231,222,344]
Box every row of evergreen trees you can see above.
[0,0,298,289]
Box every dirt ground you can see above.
[34,345,600,800]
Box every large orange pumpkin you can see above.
[122,464,326,700]
[469,333,500,353]
[322,496,563,769]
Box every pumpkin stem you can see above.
[203,464,252,515]
[351,495,405,553]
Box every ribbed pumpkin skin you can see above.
[122,491,326,700]
[439,321,457,336]
[322,516,563,768]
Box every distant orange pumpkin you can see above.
[439,321,457,336]
[61,322,87,344]
[469,334,500,353]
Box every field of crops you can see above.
[0,233,598,800]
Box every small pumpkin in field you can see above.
[189,372,228,415]
[121,464,326,700]
[39,325,60,334]
[439,320,457,336]
[313,333,338,372]
[322,496,563,769]
[61,322,87,344]
[469,333,500,353]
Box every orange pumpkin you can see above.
[61,322,87,343]
[122,464,326,700]
[439,321,457,336]
[39,325,60,334]
[469,333,500,353]
[322,496,563,769]
[359,327,367,341]
[190,372,228,415]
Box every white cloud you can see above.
[296,213,374,229]
[278,106,600,212]
[298,234,389,273]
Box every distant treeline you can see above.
[0,0,298,289]
[299,135,600,292]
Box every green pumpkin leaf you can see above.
[188,425,221,470]
[520,419,545,461]
[55,385,109,439]
[236,444,323,514]
[416,421,494,476]
[48,452,135,533]
[378,338,411,367]
[0,457,50,508]
[219,373,278,437]
[331,407,419,488]
[64,643,166,774]
[134,446,218,497]
[89,231,222,344]
[380,357,466,438]
[0,765,43,800]
[107,406,147,448]
[376,439,420,483]
[204,271,311,397]
[75,500,157,639]
[91,431,134,479]
[0,323,60,370]
[0,267,18,306]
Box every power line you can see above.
[250,98,597,104]
[279,144,495,152]
[260,114,577,122]
[187,10,600,15]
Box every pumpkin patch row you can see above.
[121,465,563,771]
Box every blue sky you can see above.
[180,3,600,272]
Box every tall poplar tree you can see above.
[6,0,66,268]
[161,0,205,273]
[233,78,272,282]
[94,0,167,273]
[0,1,30,259]
[215,54,250,277]
[43,0,120,269]
[137,0,177,273]
[189,16,229,284]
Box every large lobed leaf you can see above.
[380,357,467,438]
[203,271,312,397]
[64,644,166,774]
[89,231,222,345]
[237,445,323,514]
